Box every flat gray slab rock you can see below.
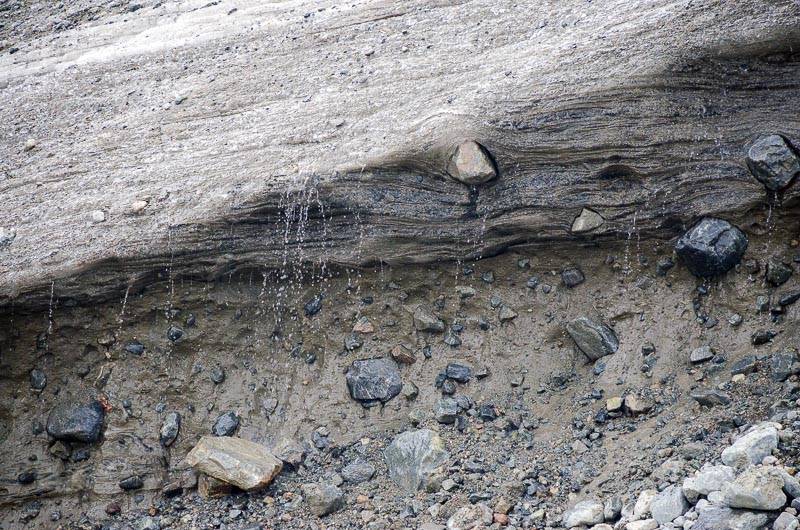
[650,485,689,524]
[184,436,283,491]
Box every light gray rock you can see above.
[778,468,800,499]
[413,305,445,332]
[625,520,657,530]
[722,467,786,510]
[384,429,448,492]
[159,412,181,447]
[721,424,779,468]
[604,496,623,521]
[561,499,605,528]
[434,398,458,424]
[634,489,658,518]
[690,346,714,364]
[341,461,375,484]
[571,208,604,233]
[683,464,736,503]
[692,505,770,530]
[651,485,689,524]
[566,317,619,361]
[302,483,344,516]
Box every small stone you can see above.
[30,369,47,390]
[384,429,448,492]
[567,317,619,361]
[571,208,604,233]
[721,423,778,468]
[18,471,36,484]
[690,388,731,407]
[24,138,37,151]
[91,210,106,223]
[212,412,239,436]
[125,342,145,355]
[402,382,419,400]
[46,400,106,443]
[443,329,462,346]
[304,294,323,316]
[353,317,374,333]
[690,346,714,364]
[606,397,624,412]
[656,256,675,276]
[772,353,797,382]
[186,436,283,491]
[159,412,181,447]
[650,485,689,524]
[562,267,585,287]
[341,462,375,484]
[625,394,653,415]
[0,227,16,248]
[731,355,758,375]
[302,483,344,517]
[746,134,800,191]
[447,141,497,185]
[413,306,445,332]
[767,259,793,286]
[345,358,402,406]
[167,325,183,342]
[434,398,458,424]
[119,476,144,490]
[752,329,778,345]
[498,305,518,322]
[210,366,226,384]
[445,363,472,383]
[344,333,363,351]
[562,499,604,528]
[674,217,748,278]
[132,200,148,213]
[722,466,786,510]
[391,345,417,364]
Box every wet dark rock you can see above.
[443,329,462,347]
[561,267,585,287]
[481,271,495,283]
[212,412,239,437]
[30,369,46,390]
[46,400,106,443]
[159,412,181,447]
[779,290,800,306]
[690,388,731,407]
[345,358,402,405]
[446,364,472,383]
[526,276,540,289]
[656,256,675,276]
[730,355,758,375]
[746,134,800,191]
[479,404,498,421]
[566,317,619,361]
[752,329,777,345]
[674,217,748,278]
[125,342,145,355]
[441,379,456,395]
[120,475,144,490]
[167,325,184,342]
[341,461,375,484]
[766,259,793,286]
[302,482,344,516]
[18,471,36,484]
[343,333,363,351]
[756,295,770,312]
[304,294,323,316]
[771,353,796,382]
[210,366,226,384]
[434,398,458,424]
[413,305,445,332]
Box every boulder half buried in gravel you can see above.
[384,429,449,492]
[302,483,344,517]
[566,317,619,361]
[674,217,748,278]
[345,358,402,406]
[46,399,106,443]
[722,467,786,510]
[185,436,282,491]
[446,140,497,185]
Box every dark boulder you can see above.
[746,134,800,191]
[674,218,748,278]
[445,364,473,383]
[345,358,402,406]
[46,400,106,443]
[212,412,239,437]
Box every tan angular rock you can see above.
[185,436,283,491]
[447,141,497,185]
[571,208,604,233]
[198,474,233,499]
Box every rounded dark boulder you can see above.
[46,400,106,443]
[674,218,748,278]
